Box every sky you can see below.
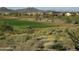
[0,0,79,12]
[0,0,79,11]
[0,0,79,7]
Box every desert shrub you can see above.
[44,39,67,51]
[0,23,14,32]
[0,31,4,35]
[66,29,79,50]
[73,19,79,24]
[0,35,5,40]
[0,31,5,40]
[50,40,66,50]
[51,43,66,51]
[73,21,79,24]
[32,40,44,51]
[26,26,35,34]
[65,18,72,23]
[20,37,44,51]
[6,38,16,50]
[25,35,31,42]
[56,16,79,24]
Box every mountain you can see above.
[0,7,15,13]
[1,7,78,13]
[17,7,44,13]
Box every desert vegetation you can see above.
[0,7,79,51]
[0,16,79,51]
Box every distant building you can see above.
[53,12,64,16]
[76,12,79,15]
[0,12,10,16]
[65,13,72,16]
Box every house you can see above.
[76,12,79,16]
[65,13,72,16]
[0,12,9,16]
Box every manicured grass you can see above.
[0,18,51,28]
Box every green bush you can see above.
[0,23,14,32]
[50,40,67,51]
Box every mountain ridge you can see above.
[0,7,44,13]
[0,7,79,13]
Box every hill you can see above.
[0,7,15,13]
[16,7,44,13]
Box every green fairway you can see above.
[0,18,50,28]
